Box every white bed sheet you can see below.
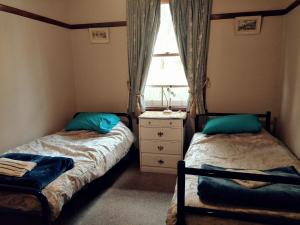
[0,122,134,220]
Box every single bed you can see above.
[167,112,300,225]
[0,112,134,225]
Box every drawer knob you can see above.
[169,122,172,125]
[158,160,164,165]
[148,121,151,125]
[157,131,164,137]
[157,146,164,151]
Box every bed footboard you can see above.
[0,184,51,225]
[177,160,300,225]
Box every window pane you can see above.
[166,87,189,107]
[144,86,162,107]
[144,86,189,108]
[145,4,188,108]
[154,4,178,54]
[147,56,187,86]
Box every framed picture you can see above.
[89,28,110,43]
[235,16,262,35]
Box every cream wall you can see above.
[206,16,284,118]
[65,0,126,24]
[71,27,129,112]
[0,0,68,22]
[67,0,286,118]
[212,0,293,13]
[0,2,76,151]
[67,0,129,113]
[279,7,300,157]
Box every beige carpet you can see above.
[0,162,177,225]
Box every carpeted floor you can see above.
[0,161,177,225]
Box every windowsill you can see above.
[145,107,187,112]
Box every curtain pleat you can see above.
[169,0,212,117]
[127,0,161,117]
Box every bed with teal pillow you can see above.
[202,114,261,135]
[65,112,120,134]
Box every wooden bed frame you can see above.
[177,111,300,225]
[0,112,133,225]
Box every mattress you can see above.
[0,122,134,220]
[167,130,300,225]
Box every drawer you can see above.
[141,153,181,168]
[140,127,182,141]
[140,140,181,155]
[140,119,182,128]
[141,166,177,174]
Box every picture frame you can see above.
[235,16,262,35]
[89,28,110,43]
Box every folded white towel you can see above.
[226,169,270,189]
[0,158,37,177]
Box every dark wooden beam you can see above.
[0,1,299,29]
[0,4,70,28]
[70,21,127,29]
[211,9,285,20]
[285,0,300,14]
[211,0,300,20]
[0,4,126,29]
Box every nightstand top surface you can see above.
[139,111,187,120]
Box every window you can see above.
[144,4,189,109]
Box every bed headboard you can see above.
[73,112,133,131]
[195,111,271,133]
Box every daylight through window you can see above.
[144,4,189,109]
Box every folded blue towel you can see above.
[198,164,300,211]
[0,153,74,190]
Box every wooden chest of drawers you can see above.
[139,111,186,174]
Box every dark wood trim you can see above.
[286,0,300,14]
[1,1,299,29]
[211,9,285,20]
[211,0,300,20]
[70,21,127,29]
[0,4,70,29]
[0,4,126,29]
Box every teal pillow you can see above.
[65,112,120,134]
[202,114,261,135]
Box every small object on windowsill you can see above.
[163,109,172,114]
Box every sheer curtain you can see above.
[169,0,212,117]
[127,0,160,116]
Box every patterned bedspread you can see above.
[167,130,300,225]
[0,122,134,220]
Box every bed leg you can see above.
[266,111,271,133]
[36,192,52,225]
[177,160,185,225]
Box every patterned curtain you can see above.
[169,0,212,117]
[127,0,160,117]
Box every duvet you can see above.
[0,122,134,220]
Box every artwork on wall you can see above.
[235,16,262,35]
[89,28,110,43]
